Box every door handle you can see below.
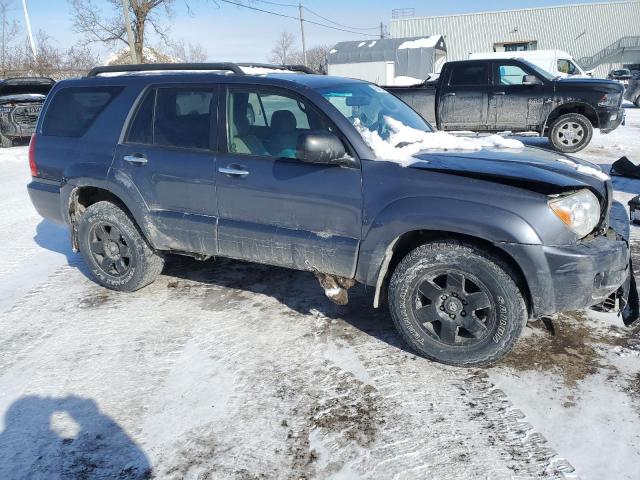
[443,92,456,97]
[494,91,506,95]
[219,166,249,177]
[123,154,148,165]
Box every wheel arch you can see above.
[544,102,599,132]
[372,230,533,318]
[64,182,155,252]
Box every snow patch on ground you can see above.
[390,75,425,86]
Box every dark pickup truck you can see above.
[386,58,625,153]
[27,63,638,367]
[624,75,640,107]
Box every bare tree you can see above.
[171,40,208,62]
[269,31,296,64]
[70,0,178,63]
[289,44,330,73]
[0,0,20,76]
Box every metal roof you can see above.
[328,36,445,65]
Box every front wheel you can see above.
[78,201,165,291]
[549,113,593,153]
[388,241,527,367]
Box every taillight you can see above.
[28,134,38,177]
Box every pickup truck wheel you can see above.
[388,241,527,367]
[78,201,164,292]
[549,113,593,153]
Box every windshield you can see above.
[517,59,555,81]
[316,82,433,140]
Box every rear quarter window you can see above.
[41,86,122,137]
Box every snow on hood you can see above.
[398,36,441,49]
[355,116,524,166]
[555,157,610,181]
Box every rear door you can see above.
[113,85,218,254]
[439,62,490,131]
[490,61,547,131]
[215,84,362,277]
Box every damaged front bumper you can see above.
[499,209,639,327]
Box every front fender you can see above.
[356,196,543,286]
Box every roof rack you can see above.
[237,63,316,74]
[87,62,245,77]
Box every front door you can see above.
[215,85,362,278]
[439,61,490,131]
[490,62,547,131]
[113,85,218,254]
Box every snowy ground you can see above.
[0,105,639,479]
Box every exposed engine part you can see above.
[315,272,356,305]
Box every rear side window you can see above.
[449,64,488,86]
[125,87,215,150]
[42,86,122,137]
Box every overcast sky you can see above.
[14,0,611,62]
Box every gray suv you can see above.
[27,63,638,366]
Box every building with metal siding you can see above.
[390,1,640,77]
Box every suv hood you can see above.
[410,146,608,197]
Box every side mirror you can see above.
[523,75,542,85]
[296,131,351,166]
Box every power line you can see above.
[302,5,379,31]
[218,0,379,37]
[253,0,298,7]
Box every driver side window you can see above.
[226,87,334,159]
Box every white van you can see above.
[468,50,592,78]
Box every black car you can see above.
[386,59,625,153]
[608,69,633,82]
[0,77,54,147]
[26,63,638,366]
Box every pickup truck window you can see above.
[497,65,529,85]
[227,87,334,159]
[316,83,432,141]
[449,64,488,86]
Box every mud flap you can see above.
[621,259,640,328]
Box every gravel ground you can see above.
[0,105,639,480]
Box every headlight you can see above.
[549,189,601,238]
[598,93,621,107]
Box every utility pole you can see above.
[21,0,36,60]
[298,2,307,66]
[121,0,138,63]
[380,22,384,39]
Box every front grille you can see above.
[11,105,41,127]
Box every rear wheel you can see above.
[388,241,527,367]
[78,201,164,291]
[549,113,593,153]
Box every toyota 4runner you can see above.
[27,63,639,366]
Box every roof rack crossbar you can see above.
[87,62,245,77]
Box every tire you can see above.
[549,113,593,153]
[0,133,13,148]
[78,201,164,292]
[635,97,640,108]
[388,241,527,367]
